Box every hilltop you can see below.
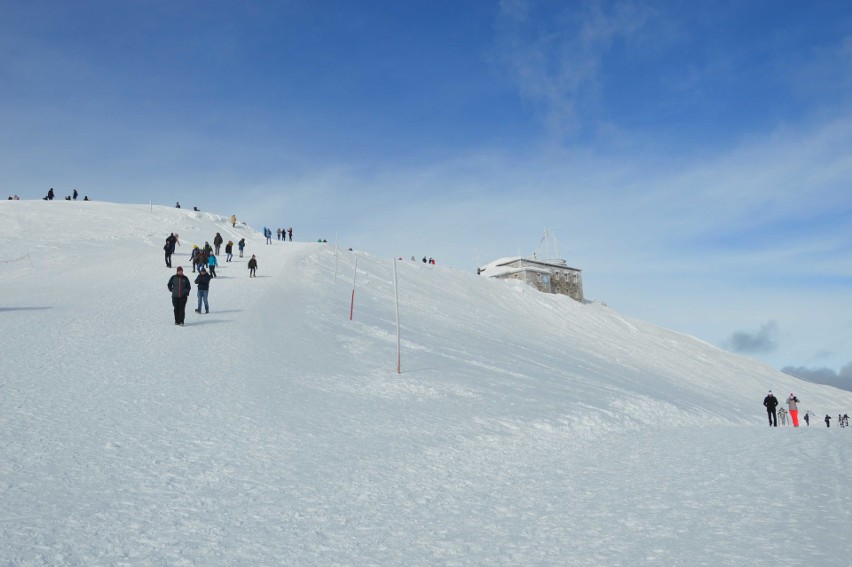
[1,200,851,565]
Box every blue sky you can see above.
[3,0,852,383]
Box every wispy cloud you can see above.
[495,0,656,139]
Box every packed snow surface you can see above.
[2,200,851,565]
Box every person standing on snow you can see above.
[207,252,218,278]
[238,238,245,258]
[167,266,191,326]
[825,414,831,427]
[194,267,211,314]
[225,241,233,262]
[230,214,237,227]
[213,232,223,255]
[787,393,800,427]
[248,254,258,277]
[164,233,179,268]
[763,391,778,427]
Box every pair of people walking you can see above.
[763,391,800,427]
[167,266,214,323]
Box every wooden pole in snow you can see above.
[349,259,358,321]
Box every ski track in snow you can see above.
[1,201,852,566]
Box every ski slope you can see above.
[1,200,851,565]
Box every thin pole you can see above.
[393,258,401,374]
[349,259,358,320]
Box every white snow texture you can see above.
[1,200,851,566]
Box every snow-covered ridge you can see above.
[2,200,851,564]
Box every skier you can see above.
[787,393,800,427]
[248,255,258,278]
[804,411,810,426]
[207,252,218,278]
[763,391,778,427]
[167,266,191,326]
[225,241,233,262]
[164,233,179,268]
[238,238,245,258]
[213,233,223,255]
[194,267,211,314]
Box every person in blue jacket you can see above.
[194,267,211,314]
[207,253,218,278]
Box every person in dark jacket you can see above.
[238,238,245,258]
[164,233,179,268]
[248,255,258,277]
[72,189,78,200]
[763,391,778,427]
[194,267,211,314]
[47,188,55,200]
[213,233,223,255]
[167,266,191,325]
[225,241,233,262]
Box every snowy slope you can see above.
[1,200,851,566]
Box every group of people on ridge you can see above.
[763,391,847,428]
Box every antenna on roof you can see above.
[536,228,561,262]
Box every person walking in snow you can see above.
[194,267,211,314]
[189,245,200,272]
[207,252,218,278]
[164,233,179,268]
[803,411,810,426]
[763,391,778,427]
[213,232,223,255]
[248,254,258,277]
[787,393,800,427]
[72,189,78,200]
[277,228,282,241]
[225,240,233,262]
[825,414,831,427]
[230,214,237,227]
[238,238,245,258]
[288,227,293,241]
[167,266,191,326]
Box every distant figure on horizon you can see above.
[167,266,191,326]
[72,189,78,200]
[277,228,282,241]
[248,255,258,277]
[47,188,54,200]
[193,206,200,212]
[763,391,778,427]
[176,201,181,208]
[787,393,800,427]
[83,196,89,201]
[287,227,293,241]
